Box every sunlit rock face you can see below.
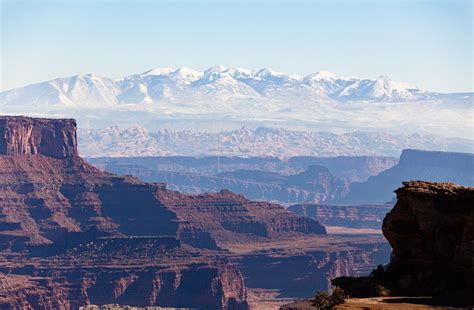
[0,116,78,158]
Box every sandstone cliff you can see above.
[382,181,473,297]
[0,263,248,309]
[0,116,78,158]
[0,116,251,309]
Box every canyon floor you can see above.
[286,296,466,310]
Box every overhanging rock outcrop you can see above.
[382,181,473,296]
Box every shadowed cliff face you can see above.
[0,116,78,158]
[332,181,474,307]
[382,181,473,296]
[0,263,248,310]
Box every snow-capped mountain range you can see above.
[1,66,472,141]
[0,66,457,107]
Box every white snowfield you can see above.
[0,66,472,140]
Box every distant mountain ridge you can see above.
[78,126,474,158]
[342,149,474,204]
[88,154,397,183]
[1,66,471,107]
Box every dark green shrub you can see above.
[330,287,347,305]
[369,265,391,296]
[312,291,331,309]
[372,284,391,297]
[312,287,347,309]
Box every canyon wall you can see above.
[88,162,349,205]
[0,116,391,308]
[0,116,78,158]
[0,263,248,309]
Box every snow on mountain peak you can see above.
[255,68,285,78]
[338,74,414,100]
[305,71,338,81]
[202,65,226,76]
[372,76,410,95]
[200,65,245,84]
[0,66,445,109]
[170,67,202,81]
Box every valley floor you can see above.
[281,297,469,310]
[335,297,469,310]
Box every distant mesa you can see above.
[0,116,78,158]
[342,149,474,204]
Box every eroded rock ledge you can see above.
[382,181,473,296]
[0,116,78,158]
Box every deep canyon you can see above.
[0,116,390,309]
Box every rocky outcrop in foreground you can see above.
[334,181,473,307]
[382,181,473,296]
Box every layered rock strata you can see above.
[0,116,78,158]
[288,204,392,229]
[0,116,391,308]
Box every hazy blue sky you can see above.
[1,0,472,92]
